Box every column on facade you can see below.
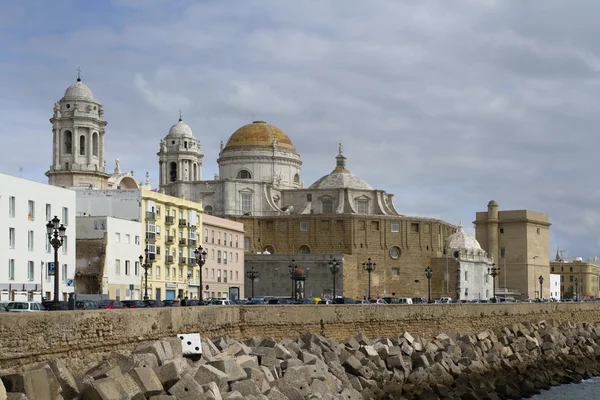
[53,128,58,166]
[73,127,79,166]
[99,131,105,172]
[179,160,183,181]
[87,128,92,167]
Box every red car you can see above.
[98,300,125,309]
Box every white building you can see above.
[550,273,561,301]
[76,216,143,300]
[0,173,76,302]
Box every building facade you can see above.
[549,274,561,301]
[0,173,76,302]
[474,201,551,300]
[550,256,599,300]
[75,188,203,301]
[76,216,143,300]
[200,214,245,300]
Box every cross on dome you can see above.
[178,109,183,121]
[77,66,82,82]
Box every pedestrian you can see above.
[181,296,188,306]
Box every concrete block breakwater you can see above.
[2,319,600,399]
[3,303,600,370]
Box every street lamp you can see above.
[194,246,207,303]
[246,266,259,299]
[362,258,376,300]
[575,278,579,302]
[487,263,500,302]
[425,266,433,303]
[139,248,153,300]
[538,275,544,300]
[329,258,341,301]
[46,216,66,309]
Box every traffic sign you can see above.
[48,262,55,276]
[66,279,74,287]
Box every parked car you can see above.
[412,297,429,304]
[6,301,46,312]
[233,299,246,305]
[122,300,147,308]
[98,300,125,309]
[333,297,356,304]
[267,298,295,305]
[210,299,235,306]
[143,300,165,307]
[369,299,389,305]
[162,300,180,307]
[0,304,8,312]
[246,299,267,305]
[317,300,332,305]
[42,300,99,310]
[42,301,70,311]
[295,298,315,304]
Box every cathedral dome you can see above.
[168,118,193,138]
[446,222,483,251]
[63,80,95,102]
[223,121,296,153]
[309,172,373,190]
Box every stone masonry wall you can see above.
[2,303,600,374]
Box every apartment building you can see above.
[201,214,245,300]
[76,216,143,299]
[550,257,599,299]
[0,173,76,302]
[75,187,203,300]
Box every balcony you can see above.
[165,216,174,225]
[165,256,174,264]
[179,257,186,265]
[145,232,156,241]
[179,239,187,246]
[145,211,156,220]
[178,219,187,227]
[165,236,174,245]
[189,224,197,230]
[188,257,196,266]
[188,239,197,247]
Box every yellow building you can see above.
[550,254,600,300]
[141,189,203,301]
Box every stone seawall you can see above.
[2,303,600,373]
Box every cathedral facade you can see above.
[157,119,459,299]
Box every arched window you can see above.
[293,174,300,183]
[299,245,310,254]
[237,169,252,179]
[169,162,178,182]
[264,245,275,254]
[192,163,197,181]
[204,205,213,215]
[322,199,333,213]
[79,135,86,155]
[64,131,73,154]
[92,132,99,156]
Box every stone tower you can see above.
[46,73,110,188]
[486,200,499,265]
[157,115,204,198]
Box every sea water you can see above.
[530,376,600,399]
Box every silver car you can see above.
[6,301,46,312]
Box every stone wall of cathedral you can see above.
[232,215,456,299]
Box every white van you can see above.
[439,297,453,303]
[396,298,413,304]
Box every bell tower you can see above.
[46,71,110,188]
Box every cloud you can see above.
[2,0,600,259]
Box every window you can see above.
[300,221,309,231]
[356,200,368,214]
[229,234,232,247]
[371,221,379,230]
[46,235,51,253]
[322,199,333,213]
[244,237,250,250]
[125,234,130,244]
[46,204,51,221]
[115,233,121,243]
[410,223,419,233]
[500,247,505,258]
[211,269,215,278]
[299,245,310,254]
[156,266,160,277]
[391,268,399,276]
[92,132,99,156]
[237,170,252,179]
[179,268,183,279]
[211,230,214,243]
[28,261,34,281]
[230,252,233,263]
[390,247,401,259]
[80,135,86,155]
[9,228,15,249]
[500,228,504,234]
[236,271,239,281]
[211,249,215,259]
[236,235,239,248]
[62,264,67,283]
[62,236,68,254]
[570,276,573,282]
[217,270,222,282]
[8,196,15,217]
[224,252,227,265]
[241,193,252,214]
[116,259,121,275]
[218,232,221,245]
[135,261,139,276]
[307,194,312,202]
[464,271,468,281]
[485,274,489,284]
[28,200,35,221]
[135,235,140,245]
[125,260,130,275]
[236,253,239,263]
[217,251,222,264]
[391,223,399,233]
[28,230,34,251]
[570,267,573,272]
[551,267,554,272]
[62,207,69,225]
[8,259,14,280]
[166,267,170,277]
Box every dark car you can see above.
[333,297,356,304]
[383,297,400,304]
[246,299,266,305]
[76,300,100,310]
[143,300,165,307]
[122,300,147,308]
[0,304,8,312]
[267,298,295,305]
[42,301,70,311]
[185,299,205,306]
[162,300,179,307]
[98,300,125,309]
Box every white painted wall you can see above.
[0,173,76,302]
[550,274,561,301]
[75,188,142,220]
[76,216,143,299]
[458,261,494,301]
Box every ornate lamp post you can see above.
[289,259,298,299]
[538,275,544,300]
[329,258,341,301]
[362,258,376,300]
[139,248,153,300]
[425,266,433,303]
[575,278,579,302]
[487,263,500,302]
[194,246,207,303]
[246,266,259,299]
[46,216,66,309]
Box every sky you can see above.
[1,0,599,259]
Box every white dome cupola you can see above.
[446,221,489,261]
[158,113,204,186]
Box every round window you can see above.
[390,246,401,259]
[171,140,175,144]
[66,104,71,109]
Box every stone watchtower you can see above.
[46,72,110,188]
[157,115,204,198]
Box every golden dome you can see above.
[223,121,296,153]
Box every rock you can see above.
[80,377,129,400]
[168,375,204,399]
[1,369,52,400]
[230,379,261,397]
[208,359,247,382]
[133,342,168,366]
[129,367,163,397]
[195,364,229,393]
